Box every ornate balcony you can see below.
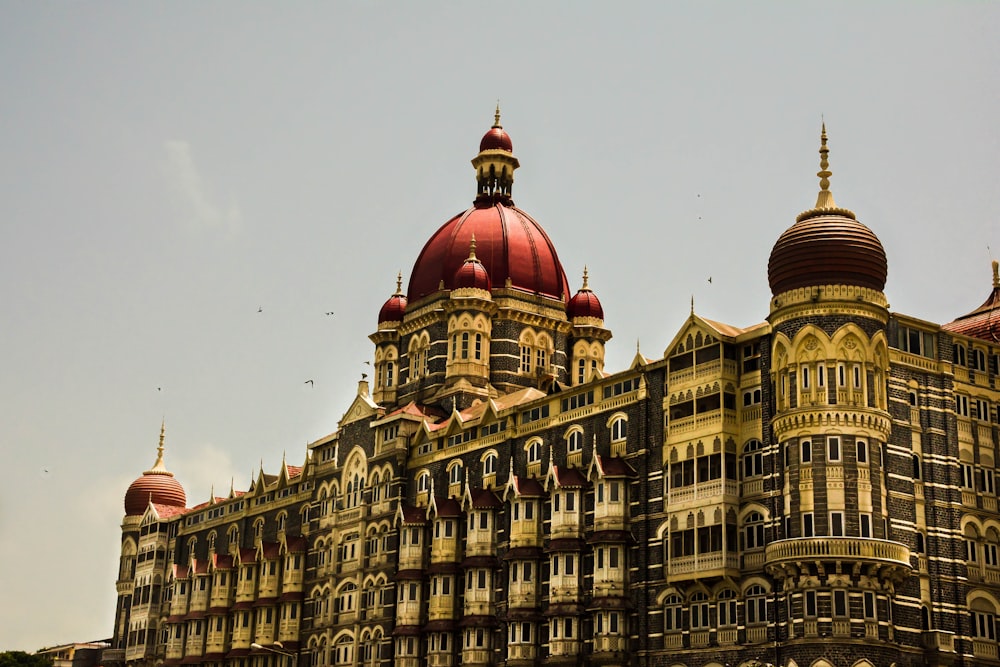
[765,537,911,583]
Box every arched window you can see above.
[689,592,710,629]
[483,454,497,475]
[526,440,542,464]
[417,471,430,493]
[717,589,737,627]
[610,417,627,442]
[663,594,682,632]
[449,462,463,485]
[475,333,483,360]
[743,440,764,478]
[335,635,354,665]
[567,430,583,453]
[745,585,768,625]
[744,511,766,550]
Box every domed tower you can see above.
[567,267,612,385]
[441,237,498,404]
[371,273,406,404]
[113,423,187,657]
[386,110,581,411]
[763,126,911,659]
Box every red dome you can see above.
[768,211,887,296]
[454,247,492,292]
[480,126,512,152]
[407,202,569,303]
[568,288,604,320]
[125,470,186,516]
[378,293,407,325]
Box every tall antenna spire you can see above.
[494,101,502,128]
[815,121,836,209]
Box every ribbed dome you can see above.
[408,115,568,303]
[124,425,187,516]
[453,238,492,291]
[408,203,568,303]
[480,126,513,153]
[768,213,887,295]
[568,268,604,320]
[768,124,888,296]
[377,273,407,326]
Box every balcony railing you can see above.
[765,537,912,578]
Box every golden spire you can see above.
[581,266,590,291]
[394,271,403,295]
[468,234,478,260]
[493,101,501,128]
[146,420,169,474]
[815,122,836,209]
[993,259,999,288]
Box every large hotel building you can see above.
[103,113,1000,667]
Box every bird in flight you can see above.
[304,380,314,387]
[325,311,335,316]
[257,306,263,313]
[708,277,712,284]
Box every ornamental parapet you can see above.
[765,537,911,583]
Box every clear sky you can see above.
[0,2,997,651]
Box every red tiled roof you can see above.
[260,541,281,559]
[391,625,422,636]
[394,569,424,581]
[588,529,634,544]
[211,553,233,569]
[594,455,637,478]
[285,535,308,552]
[544,602,586,616]
[460,555,499,568]
[943,283,1000,342]
[510,476,545,497]
[433,497,463,517]
[551,467,588,488]
[503,546,543,560]
[469,488,502,509]
[422,619,458,632]
[399,505,427,524]
[545,538,587,552]
[426,562,460,574]
[459,615,498,627]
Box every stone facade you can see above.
[104,121,1000,667]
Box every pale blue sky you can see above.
[1,2,997,651]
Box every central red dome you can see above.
[407,202,569,304]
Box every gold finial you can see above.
[147,420,168,473]
[468,234,478,260]
[395,271,403,295]
[582,266,590,290]
[815,121,836,209]
[993,260,999,288]
[493,101,501,128]
[690,294,695,315]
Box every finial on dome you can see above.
[468,234,478,261]
[149,420,167,472]
[815,121,836,209]
[494,101,502,128]
[993,259,999,288]
[395,271,403,295]
[581,266,590,291]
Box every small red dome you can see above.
[480,126,513,153]
[568,270,604,320]
[408,203,569,304]
[377,274,407,325]
[768,211,887,295]
[454,242,492,291]
[378,293,407,325]
[569,289,604,320]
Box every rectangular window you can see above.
[805,591,817,617]
[831,512,844,537]
[803,513,814,537]
[857,440,868,464]
[801,366,810,389]
[828,437,841,462]
[863,592,875,619]
[860,513,872,538]
[552,556,559,576]
[962,463,975,489]
[833,590,848,617]
[801,441,812,464]
[565,554,575,575]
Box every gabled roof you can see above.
[504,475,545,499]
[396,504,428,525]
[546,465,589,490]
[589,454,638,480]
[464,487,503,510]
[663,311,768,357]
[429,496,463,519]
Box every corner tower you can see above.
[764,126,911,660]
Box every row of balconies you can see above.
[663,625,766,648]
